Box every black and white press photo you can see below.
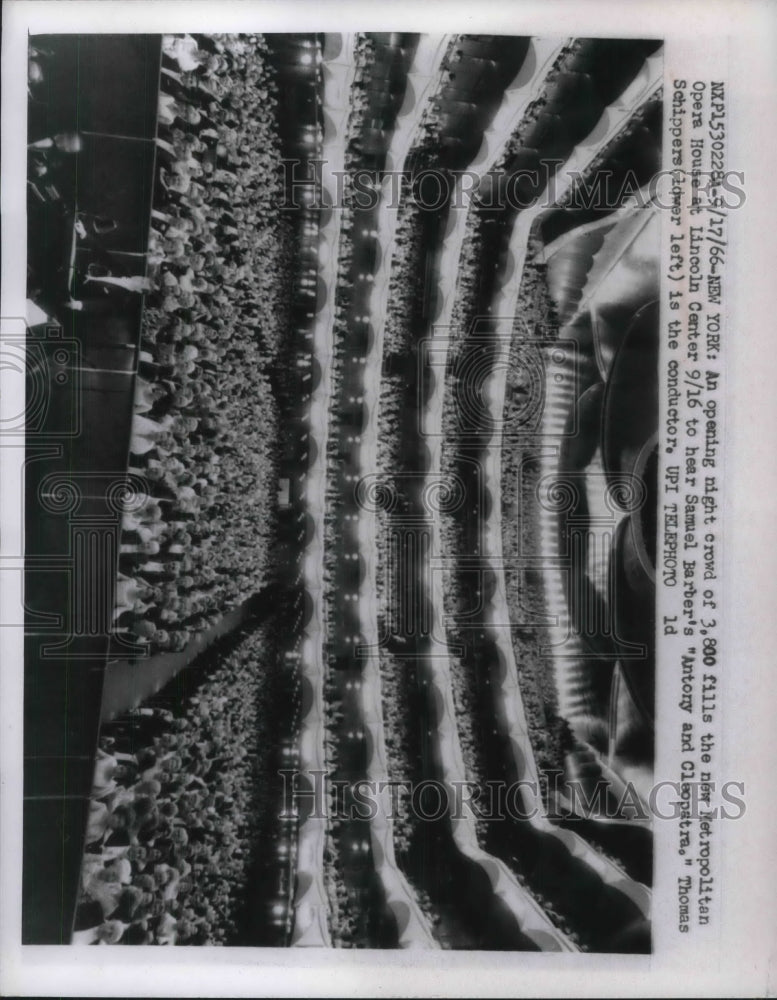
[21,29,662,950]
[2,3,776,997]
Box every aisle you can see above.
[100,592,268,722]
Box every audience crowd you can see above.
[114,33,297,653]
[497,247,578,784]
[556,90,663,212]
[409,37,465,167]
[75,620,296,945]
[72,30,637,950]
[345,35,378,155]
[490,41,582,177]
[383,203,428,357]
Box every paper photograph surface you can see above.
[2,2,775,996]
